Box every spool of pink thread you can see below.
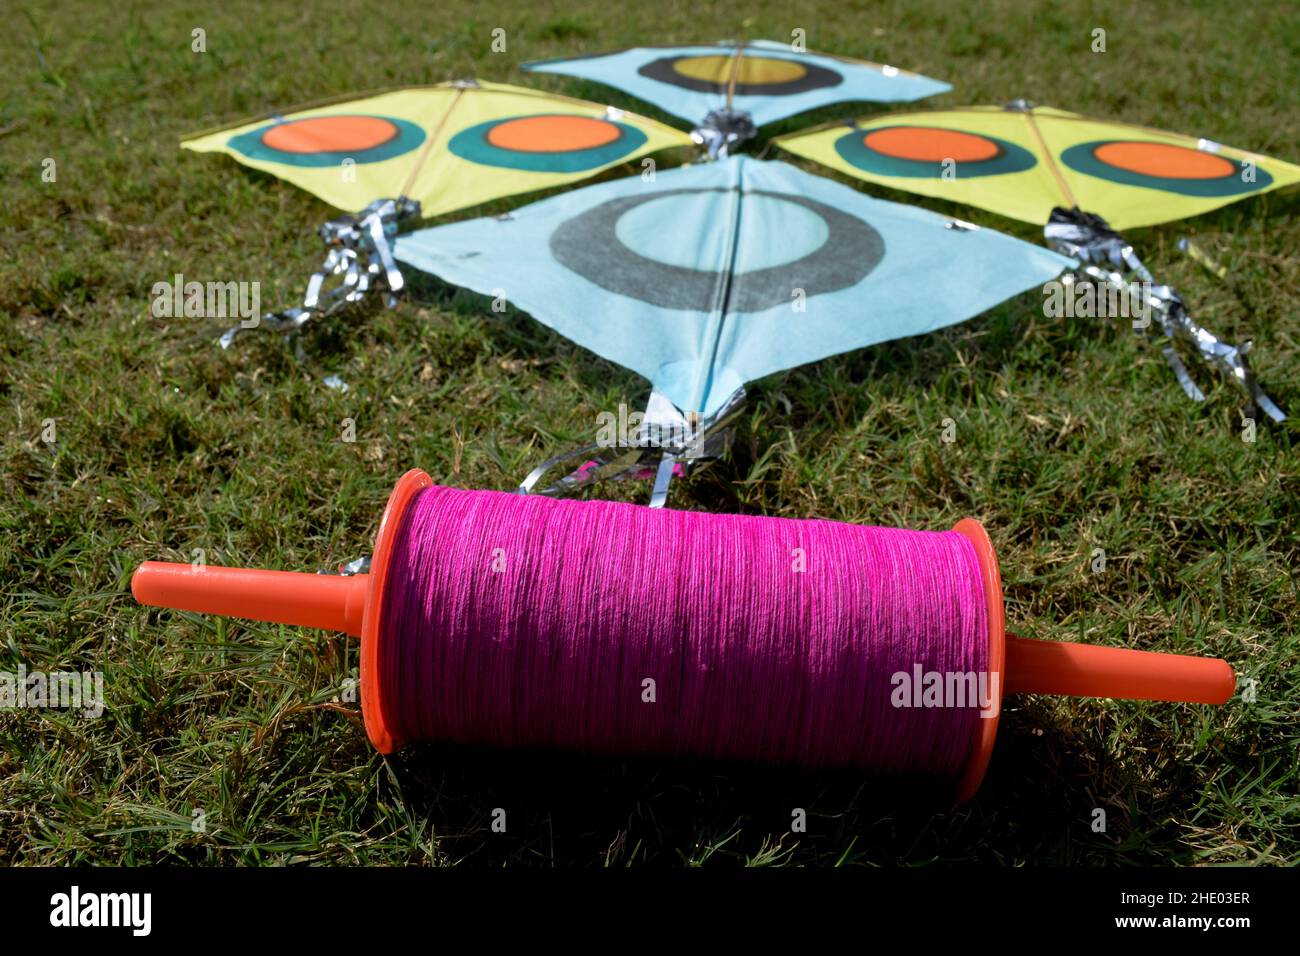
[131,469,1237,801]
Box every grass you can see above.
[1,0,1297,866]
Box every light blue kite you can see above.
[524,40,951,157]
[396,156,1072,420]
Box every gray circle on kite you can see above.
[549,188,884,313]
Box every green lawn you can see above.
[1,0,1296,865]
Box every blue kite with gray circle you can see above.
[395,157,1074,417]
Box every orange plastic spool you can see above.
[131,468,1237,801]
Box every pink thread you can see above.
[380,486,988,779]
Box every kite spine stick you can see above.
[690,158,747,423]
[397,84,469,202]
[1022,108,1078,210]
[725,41,745,110]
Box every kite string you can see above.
[378,485,990,778]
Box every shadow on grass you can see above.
[377,704,1199,866]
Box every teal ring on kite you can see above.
[447,115,649,173]
[226,115,426,168]
[1060,141,1273,196]
[833,125,1038,179]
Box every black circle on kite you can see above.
[227,114,426,168]
[637,53,842,96]
[833,125,1038,179]
[549,188,883,313]
[1059,140,1274,196]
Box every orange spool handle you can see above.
[130,564,370,637]
[132,468,434,755]
[950,517,1236,802]
[1004,633,1235,704]
[128,563,1238,706]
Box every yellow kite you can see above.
[183,80,691,219]
[185,80,691,348]
[778,103,1298,420]
[775,104,1300,230]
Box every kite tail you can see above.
[516,389,745,507]
[1044,207,1285,423]
[691,109,758,161]
[218,197,420,350]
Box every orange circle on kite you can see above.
[1093,141,1235,179]
[485,115,622,153]
[673,54,809,85]
[863,127,1001,163]
[262,116,399,154]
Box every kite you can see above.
[182,79,691,345]
[394,156,1072,503]
[775,101,1300,419]
[524,40,950,158]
